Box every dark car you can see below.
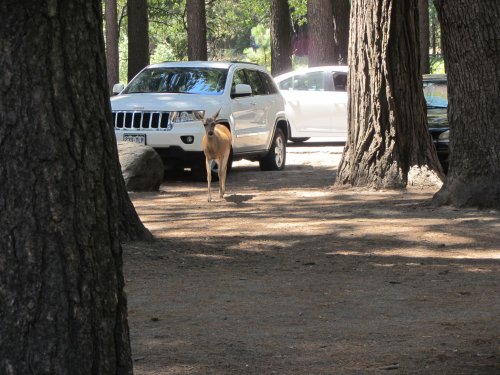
[423,74,449,172]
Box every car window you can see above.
[423,81,448,108]
[124,67,228,95]
[333,73,347,92]
[293,71,325,91]
[245,69,268,95]
[230,69,248,94]
[259,71,278,94]
[278,77,293,90]
[232,69,248,86]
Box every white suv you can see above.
[111,61,288,178]
[274,66,348,142]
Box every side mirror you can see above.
[232,83,252,98]
[112,83,125,95]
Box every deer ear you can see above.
[193,111,204,121]
[213,108,221,120]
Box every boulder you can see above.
[117,142,164,191]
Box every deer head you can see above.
[194,109,221,137]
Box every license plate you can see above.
[123,134,146,145]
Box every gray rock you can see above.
[118,142,164,191]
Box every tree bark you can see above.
[307,0,336,66]
[432,1,500,208]
[418,0,430,74]
[336,0,443,189]
[0,0,148,372]
[431,11,436,55]
[128,0,149,81]
[332,0,350,65]
[105,0,120,92]
[271,0,293,76]
[186,0,208,61]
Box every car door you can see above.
[281,71,334,137]
[329,71,348,139]
[230,69,270,152]
[258,70,284,148]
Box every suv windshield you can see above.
[423,80,448,108]
[124,67,228,95]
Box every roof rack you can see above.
[225,60,260,65]
[158,60,260,66]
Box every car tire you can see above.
[290,137,310,143]
[259,128,286,171]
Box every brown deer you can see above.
[194,109,232,202]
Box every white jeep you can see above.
[111,61,288,179]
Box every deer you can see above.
[194,109,232,202]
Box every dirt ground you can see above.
[124,143,500,375]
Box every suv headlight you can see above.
[438,130,449,141]
[171,111,204,123]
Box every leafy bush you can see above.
[243,25,271,69]
[430,55,446,74]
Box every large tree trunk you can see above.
[186,0,208,61]
[271,0,293,76]
[128,0,149,81]
[105,0,120,93]
[418,0,430,74]
[307,0,336,66]
[118,181,153,242]
[336,0,443,189]
[0,1,143,372]
[432,1,500,208]
[332,0,350,65]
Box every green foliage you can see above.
[243,25,271,69]
[111,0,309,82]
[119,34,128,83]
[206,0,269,60]
[111,0,441,82]
[289,0,307,26]
[113,0,279,82]
[430,56,446,74]
[150,43,177,64]
[428,1,442,55]
[148,0,187,60]
[428,1,444,74]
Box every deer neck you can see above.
[203,134,222,158]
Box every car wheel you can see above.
[259,128,286,171]
[290,137,310,143]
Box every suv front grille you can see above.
[112,111,171,131]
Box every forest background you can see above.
[106,0,445,85]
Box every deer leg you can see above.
[206,158,212,202]
[220,154,229,198]
[214,159,222,198]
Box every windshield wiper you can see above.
[427,105,447,109]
